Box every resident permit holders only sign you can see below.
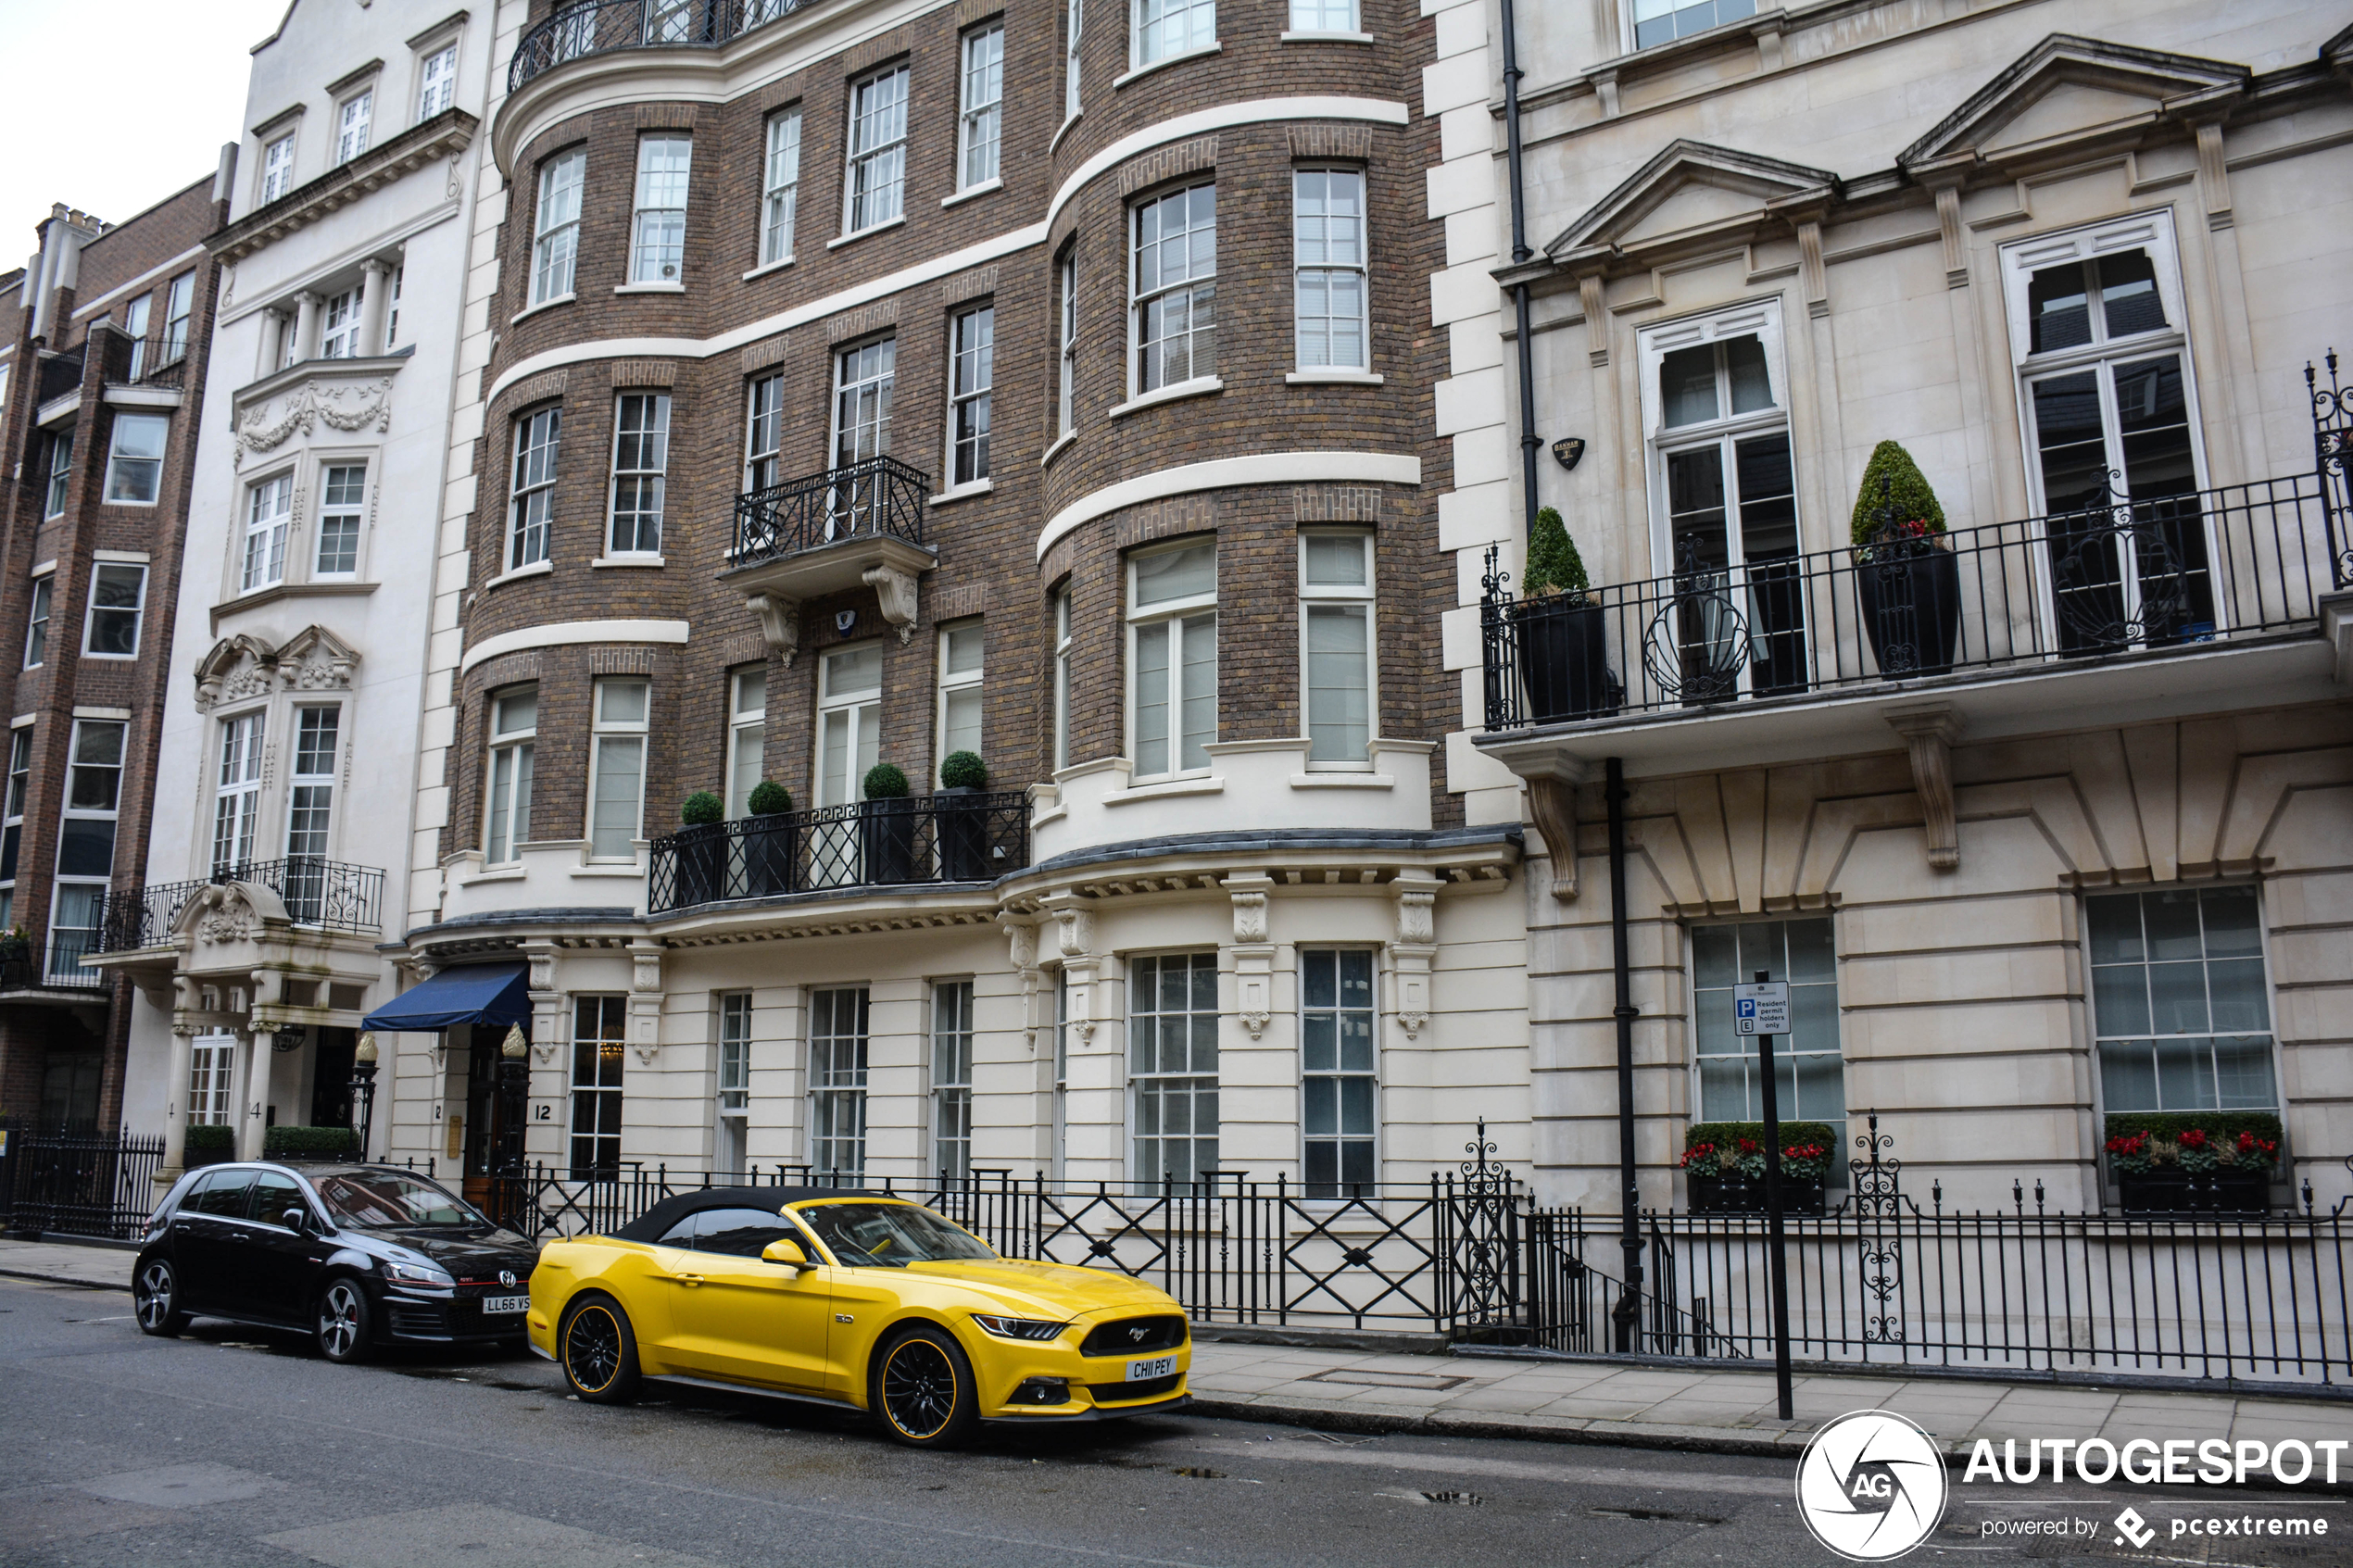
[1733,982,1789,1036]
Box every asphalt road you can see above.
[0,1273,2338,1568]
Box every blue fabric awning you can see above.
[361,962,530,1033]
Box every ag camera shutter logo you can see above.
[1797,1410,1950,1561]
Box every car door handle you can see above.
[673,1273,704,1287]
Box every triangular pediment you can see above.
[1546,141,1842,261]
[1902,34,2248,170]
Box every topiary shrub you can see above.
[747,780,792,815]
[1521,505,1589,601]
[862,763,910,799]
[263,1124,359,1161]
[939,751,988,789]
[1850,440,1947,548]
[184,1123,233,1167]
[680,791,724,826]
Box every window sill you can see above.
[1281,30,1375,44]
[741,254,795,282]
[484,559,553,590]
[570,862,647,879]
[1039,430,1077,470]
[207,579,378,632]
[1114,43,1221,90]
[459,865,527,887]
[828,216,907,250]
[1105,774,1225,805]
[1108,376,1222,420]
[614,281,686,295]
[82,653,137,662]
[1290,771,1394,789]
[1287,370,1383,386]
[590,555,665,569]
[941,178,1002,209]
[1048,111,1081,157]
[929,479,992,506]
[510,294,573,326]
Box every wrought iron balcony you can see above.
[35,345,84,406]
[648,792,1029,915]
[730,454,931,571]
[125,336,189,387]
[0,931,107,992]
[1479,470,2346,735]
[509,0,809,93]
[93,858,385,953]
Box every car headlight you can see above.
[971,1314,1070,1342]
[385,1259,454,1287]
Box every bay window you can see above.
[1127,542,1216,780]
[629,135,692,284]
[484,687,535,865]
[1132,184,1215,394]
[530,150,585,307]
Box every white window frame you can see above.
[1052,587,1073,773]
[571,995,627,1179]
[242,470,295,592]
[843,65,910,236]
[1063,0,1085,123]
[1128,950,1220,1188]
[832,336,896,469]
[810,986,870,1176]
[286,703,341,864]
[44,431,72,520]
[316,463,366,580]
[531,150,586,307]
[189,1034,235,1125]
[606,392,670,557]
[1299,947,1378,1196]
[334,88,373,164]
[716,992,752,1170]
[260,133,296,204]
[82,562,147,660]
[1288,0,1359,31]
[509,407,560,571]
[484,686,536,866]
[384,264,404,348]
[1292,168,1367,371]
[318,287,360,359]
[1056,248,1079,438]
[1626,0,1755,53]
[162,272,194,365]
[629,135,692,285]
[52,718,124,981]
[814,642,883,809]
[947,304,993,487]
[1688,917,1846,1125]
[957,25,1004,192]
[937,619,984,771]
[1,726,30,926]
[745,372,783,492]
[1126,540,1218,782]
[1131,183,1216,396]
[2087,885,2280,1117]
[124,295,151,381]
[211,709,265,874]
[103,413,170,506]
[932,979,975,1180]
[1299,529,1375,768]
[416,41,459,121]
[23,574,52,669]
[585,677,649,861]
[726,666,767,820]
[760,108,802,267]
[1134,0,1215,68]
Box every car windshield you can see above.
[795,1201,994,1268]
[313,1172,485,1229]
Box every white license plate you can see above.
[482,1295,530,1314]
[1127,1354,1176,1382]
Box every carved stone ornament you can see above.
[1392,872,1440,945]
[862,562,921,644]
[199,893,256,946]
[194,627,359,712]
[1052,905,1094,960]
[233,377,393,467]
[747,592,800,665]
[1002,920,1038,972]
[1226,873,1272,943]
[631,944,663,994]
[1888,705,1962,871]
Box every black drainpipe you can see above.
[1499,0,1541,533]
[1607,757,1642,1349]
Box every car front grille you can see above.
[385,1301,449,1337]
[1088,1372,1182,1403]
[1078,1315,1189,1358]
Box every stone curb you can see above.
[0,1267,129,1291]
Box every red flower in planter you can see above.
[2105,1133,2148,1156]
[1680,1143,1716,1170]
[2179,1128,2209,1150]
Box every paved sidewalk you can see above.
[10,1237,2345,1465]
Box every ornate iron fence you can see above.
[1481,469,2336,732]
[730,454,931,570]
[94,859,383,952]
[94,877,210,952]
[2311,350,2353,589]
[510,0,812,92]
[5,1130,165,1239]
[648,791,1027,913]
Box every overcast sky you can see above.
[0,0,291,264]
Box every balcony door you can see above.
[828,338,895,539]
[2006,217,2215,652]
[811,645,881,887]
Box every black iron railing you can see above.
[93,859,384,953]
[128,335,189,386]
[730,454,931,571]
[35,346,84,405]
[509,0,809,92]
[648,791,1028,913]
[3,1131,165,1238]
[2311,350,2353,589]
[1482,470,2341,732]
[0,932,107,992]
[94,877,210,952]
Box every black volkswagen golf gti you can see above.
[132,1162,540,1361]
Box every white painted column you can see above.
[356,258,392,357]
[233,1030,267,1160]
[160,1025,194,1178]
[291,292,322,363]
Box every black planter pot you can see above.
[1515,596,1619,722]
[673,823,729,908]
[2117,1172,2191,1214]
[743,815,798,897]
[1688,1173,1825,1216]
[1856,544,1963,677]
[2205,1171,2271,1216]
[936,786,991,881]
[861,797,917,885]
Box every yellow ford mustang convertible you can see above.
[527,1187,1189,1446]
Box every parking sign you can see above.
[1733,982,1790,1036]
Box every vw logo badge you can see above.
[1795,1410,1948,1562]
[498,1270,517,1288]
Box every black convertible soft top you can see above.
[609,1185,884,1244]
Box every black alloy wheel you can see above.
[560,1297,640,1404]
[873,1325,978,1448]
[316,1277,373,1363]
[133,1259,188,1336]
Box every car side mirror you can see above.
[282,1208,308,1234]
[761,1238,814,1270]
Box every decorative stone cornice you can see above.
[211,109,478,265]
